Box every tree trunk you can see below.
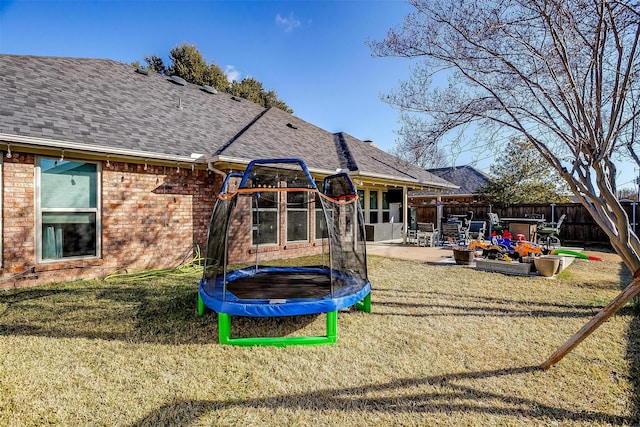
[540,275,640,369]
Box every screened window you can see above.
[38,158,100,261]
[286,191,308,242]
[252,192,278,245]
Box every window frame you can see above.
[382,191,390,223]
[285,190,309,243]
[35,156,102,263]
[369,190,379,224]
[251,190,279,246]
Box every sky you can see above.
[0,0,638,190]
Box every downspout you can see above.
[208,162,227,184]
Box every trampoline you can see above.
[198,158,371,346]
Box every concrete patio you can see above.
[366,239,455,263]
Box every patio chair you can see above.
[440,222,463,245]
[416,222,438,247]
[537,214,566,248]
[406,221,418,244]
[467,220,487,240]
[487,212,503,236]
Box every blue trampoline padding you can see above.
[199,266,371,317]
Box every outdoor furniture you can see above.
[440,222,464,245]
[406,221,418,244]
[537,214,566,248]
[467,220,487,240]
[416,222,438,247]
[525,213,545,219]
[487,212,502,236]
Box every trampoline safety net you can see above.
[200,158,369,310]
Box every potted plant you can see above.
[452,246,475,265]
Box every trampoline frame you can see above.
[198,158,371,346]
[197,291,371,347]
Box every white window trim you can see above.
[35,156,102,263]
[286,192,310,243]
[250,193,279,246]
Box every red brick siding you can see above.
[2,153,36,278]
[1,154,328,288]
[1,154,220,289]
[224,190,324,265]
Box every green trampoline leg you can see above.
[218,312,232,344]
[197,293,206,317]
[217,311,338,346]
[326,309,338,342]
[355,292,371,313]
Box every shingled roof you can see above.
[410,165,490,197]
[0,54,456,190]
[429,165,491,195]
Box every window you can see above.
[382,191,390,223]
[252,191,278,245]
[357,190,364,209]
[369,190,378,223]
[315,183,329,239]
[37,158,100,261]
[286,191,308,242]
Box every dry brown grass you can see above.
[0,249,638,426]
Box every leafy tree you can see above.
[139,43,290,112]
[207,62,230,93]
[370,0,640,366]
[230,78,293,113]
[144,55,167,75]
[477,139,571,206]
[168,44,209,85]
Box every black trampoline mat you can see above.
[226,272,346,299]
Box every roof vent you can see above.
[168,75,187,86]
[286,123,298,130]
[135,68,149,75]
[231,96,241,102]
[200,85,218,94]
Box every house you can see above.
[407,165,490,227]
[0,54,456,288]
[409,165,490,205]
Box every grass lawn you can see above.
[0,250,638,426]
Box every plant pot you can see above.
[534,256,560,277]
[453,248,474,265]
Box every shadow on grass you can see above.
[371,288,627,319]
[0,278,325,344]
[130,365,631,426]
[621,262,640,424]
[628,312,640,425]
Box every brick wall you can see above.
[2,153,36,281]
[0,154,332,289]
[1,153,220,288]
[225,190,325,265]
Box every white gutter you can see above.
[1,133,206,164]
[207,155,341,178]
[349,170,459,190]
[208,156,460,191]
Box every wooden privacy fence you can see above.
[414,202,640,246]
